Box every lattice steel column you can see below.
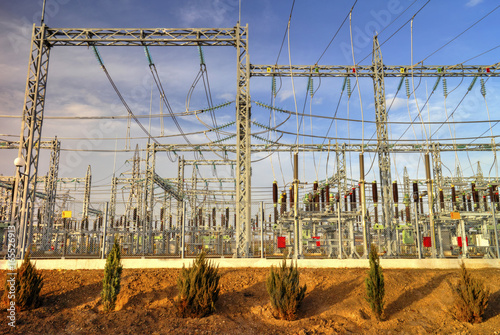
[82,165,91,221]
[144,142,156,253]
[372,35,393,255]
[14,24,51,258]
[109,176,117,225]
[41,137,59,250]
[235,22,251,257]
[177,157,185,228]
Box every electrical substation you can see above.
[1,7,500,261]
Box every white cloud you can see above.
[466,0,483,7]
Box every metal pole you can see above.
[491,201,499,258]
[101,202,108,259]
[260,201,264,259]
[360,153,368,258]
[181,201,186,259]
[425,153,437,258]
[414,198,422,259]
[293,153,300,259]
[338,195,342,259]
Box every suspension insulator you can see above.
[405,78,410,98]
[342,77,347,92]
[432,76,441,92]
[480,78,486,97]
[347,77,352,97]
[272,76,277,97]
[397,77,404,92]
[443,78,448,97]
[468,76,478,91]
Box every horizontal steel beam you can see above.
[43,27,245,47]
[153,142,498,153]
[250,64,499,78]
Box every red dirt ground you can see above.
[0,266,499,334]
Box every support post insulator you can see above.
[439,189,444,210]
[393,181,398,219]
[413,182,419,212]
[451,186,457,210]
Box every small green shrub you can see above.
[176,252,221,318]
[2,252,44,311]
[365,244,385,321]
[450,262,489,323]
[101,240,123,312]
[266,259,307,321]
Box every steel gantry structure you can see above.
[250,36,499,257]
[12,19,500,259]
[13,23,252,257]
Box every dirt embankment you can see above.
[0,267,499,334]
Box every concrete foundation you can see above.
[1,258,499,270]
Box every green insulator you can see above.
[432,77,441,92]
[198,45,205,65]
[272,76,276,97]
[397,77,404,92]
[144,46,154,66]
[342,77,347,91]
[92,46,104,66]
[443,78,448,97]
[480,78,486,97]
[468,77,478,91]
[347,77,352,98]
[405,78,410,98]
[309,77,314,97]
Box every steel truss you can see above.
[14,24,251,257]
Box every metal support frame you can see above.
[14,24,51,258]
[372,36,394,255]
[15,23,251,257]
[41,138,60,250]
[235,22,251,257]
[82,165,91,222]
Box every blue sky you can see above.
[0,0,499,206]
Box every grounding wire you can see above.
[315,0,358,65]
[416,4,500,65]
[356,0,430,65]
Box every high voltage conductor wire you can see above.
[91,46,161,148]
